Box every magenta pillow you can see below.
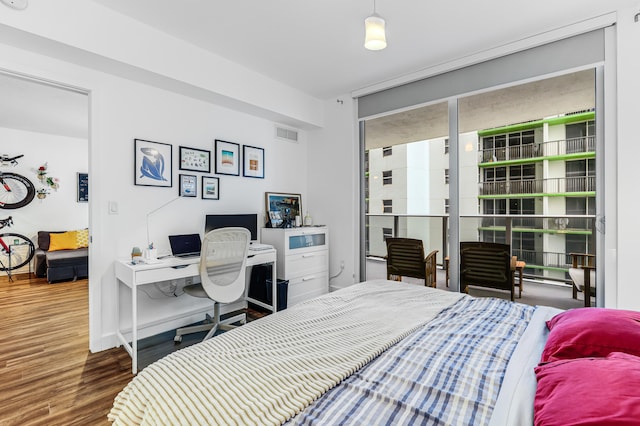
[540,307,640,363]
[534,352,640,426]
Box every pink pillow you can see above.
[540,308,640,363]
[534,352,640,426]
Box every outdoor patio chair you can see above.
[385,238,438,287]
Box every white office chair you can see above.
[174,227,251,343]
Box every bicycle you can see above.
[0,154,36,209]
[0,216,35,281]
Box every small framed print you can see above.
[201,176,219,200]
[77,172,88,202]
[134,139,172,187]
[179,174,197,197]
[179,146,210,172]
[268,210,283,228]
[214,139,240,176]
[243,145,265,178]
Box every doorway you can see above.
[0,70,90,339]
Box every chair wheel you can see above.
[174,335,182,343]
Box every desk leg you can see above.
[131,283,138,374]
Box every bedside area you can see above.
[261,226,329,307]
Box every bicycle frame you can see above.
[0,236,9,253]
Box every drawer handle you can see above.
[302,276,316,281]
[302,254,315,258]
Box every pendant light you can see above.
[364,0,387,50]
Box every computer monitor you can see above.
[205,214,258,241]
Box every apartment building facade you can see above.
[366,110,595,283]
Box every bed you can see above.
[108,279,640,425]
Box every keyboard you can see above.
[173,253,200,259]
[249,243,273,251]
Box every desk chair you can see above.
[385,238,438,287]
[175,227,251,343]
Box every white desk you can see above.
[115,247,276,374]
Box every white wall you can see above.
[0,127,88,242]
[612,6,640,309]
[306,96,359,291]
[94,75,310,344]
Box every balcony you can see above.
[366,213,596,291]
[479,176,596,196]
[478,136,595,164]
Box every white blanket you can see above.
[108,280,463,425]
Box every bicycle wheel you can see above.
[0,233,35,271]
[0,173,36,209]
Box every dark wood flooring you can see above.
[0,273,265,426]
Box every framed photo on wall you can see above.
[243,145,265,178]
[214,139,240,176]
[134,139,172,187]
[179,146,210,172]
[265,192,302,223]
[179,174,197,197]
[77,172,88,202]
[202,176,219,200]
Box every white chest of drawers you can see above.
[261,226,329,307]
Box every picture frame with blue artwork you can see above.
[134,139,173,187]
[214,139,240,176]
[201,176,219,200]
[179,174,197,197]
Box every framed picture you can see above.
[201,176,219,200]
[265,192,302,222]
[268,210,283,228]
[243,145,265,178]
[134,139,172,187]
[179,174,197,197]
[214,139,240,176]
[77,172,88,202]
[179,146,210,172]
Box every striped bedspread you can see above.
[290,296,535,425]
[108,280,463,425]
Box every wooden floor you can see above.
[0,273,268,426]
[0,274,132,426]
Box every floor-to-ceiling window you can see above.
[358,28,609,306]
[363,101,449,265]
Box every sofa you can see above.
[34,229,89,283]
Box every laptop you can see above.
[168,234,202,258]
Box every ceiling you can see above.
[0,0,634,139]
[0,73,88,139]
[90,0,634,99]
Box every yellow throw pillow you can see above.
[49,231,79,251]
[76,229,89,248]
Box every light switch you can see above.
[108,201,119,215]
